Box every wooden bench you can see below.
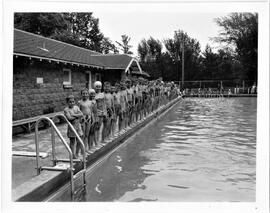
[12,112,64,133]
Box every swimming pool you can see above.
[51,97,256,202]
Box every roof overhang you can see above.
[14,53,104,69]
[125,58,142,74]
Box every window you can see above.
[63,68,71,85]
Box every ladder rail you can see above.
[52,114,86,173]
[52,114,87,194]
[51,125,56,166]
[35,116,74,196]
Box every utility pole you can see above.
[181,41,185,88]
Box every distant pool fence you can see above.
[172,80,257,95]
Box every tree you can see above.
[216,49,234,80]
[214,13,258,83]
[201,44,219,80]
[137,37,163,78]
[51,30,81,46]
[137,31,202,82]
[14,13,68,37]
[138,39,149,62]
[101,37,119,54]
[163,30,202,81]
[138,37,162,61]
[15,12,106,52]
[116,35,133,54]
[63,13,104,52]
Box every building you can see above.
[13,29,147,121]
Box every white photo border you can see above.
[2,1,269,213]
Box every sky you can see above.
[93,12,230,56]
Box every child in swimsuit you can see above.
[110,86,117,135]
[119,81,128,129]
[114,82,122,132]
[94,81,107,143]
[89,89,98,147]
[126,79,134,125]
[78,88,93,153]
[64,95,83,158]
[104,82,114,138]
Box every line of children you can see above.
[65,78,180,158]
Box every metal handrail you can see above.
[34,117,74,196]
[52,114,87,186]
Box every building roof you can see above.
[91,54,136,70]
[13,29,141,72]
[132,70,150,78]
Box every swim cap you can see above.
[94,81,102,88]
[89,89,96,94]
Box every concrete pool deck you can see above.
[12,97,181,201]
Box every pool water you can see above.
[54,97,256,202]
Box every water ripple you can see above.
[76,98,256,202]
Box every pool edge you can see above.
[13,97,182,202]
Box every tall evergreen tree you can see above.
[101,37,119,54]
[138,39,149,62]
[116,35,133,55]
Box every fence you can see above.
[172,80,257,94]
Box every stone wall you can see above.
[13,57,88,121]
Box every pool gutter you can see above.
[13,97,181,202]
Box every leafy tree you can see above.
[216,49,234,80]
[138,31,202,82]
[15,12,106,52]
[51,30,81,46]
[147,37,162,58]
[116,35,133,54]
[138,37,163,78]
[63,13,104,52]
[201,44,218,80]
[214,13,258,82]
[163,30,201,82]
[14,13,68,37]
[138,37,162,61]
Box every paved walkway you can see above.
[12,124,70,188]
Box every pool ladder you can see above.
[34,114,87,199]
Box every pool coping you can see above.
[184,94,257,98]
[13,97,181,202]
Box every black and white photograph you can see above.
[1,0,269,212]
